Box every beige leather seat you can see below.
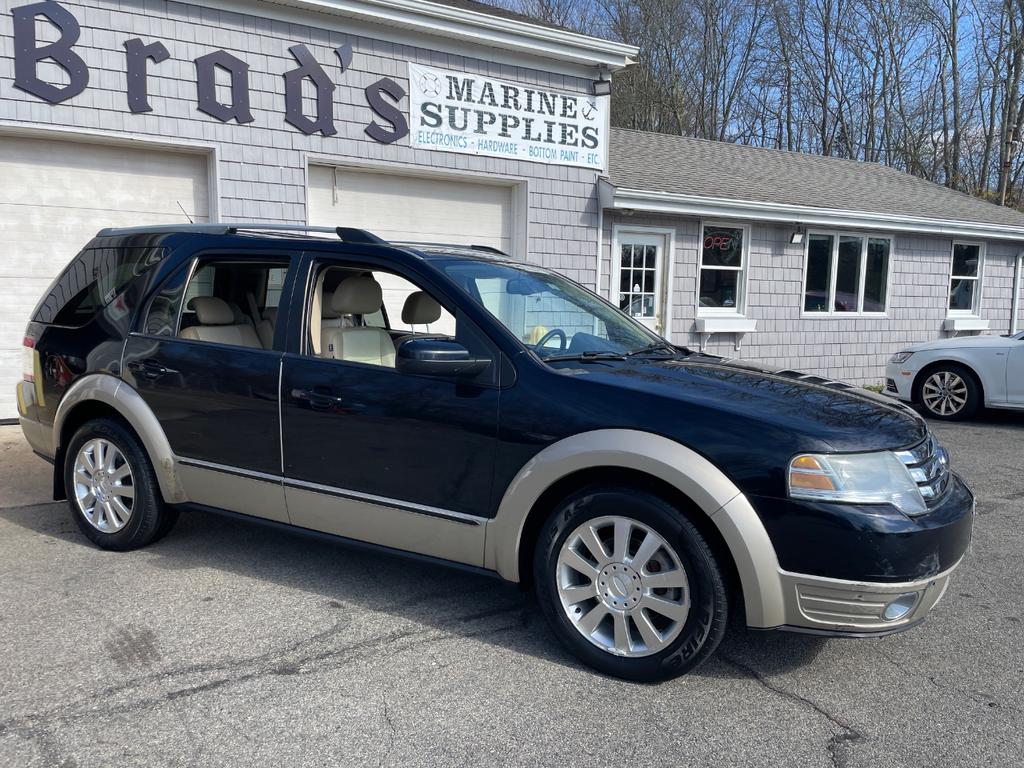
[256,306,277,349]
[402,291,443,326]
[321,277,396,366]
[180,296,263,348]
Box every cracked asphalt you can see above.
[0,411,1022,768]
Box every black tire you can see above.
[64,418,178,550]
[915,363,981,421]
[533,486,728,682]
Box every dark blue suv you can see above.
[17,224,974,681]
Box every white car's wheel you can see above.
[916,364,980,420]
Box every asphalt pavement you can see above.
[0,410,1021,767]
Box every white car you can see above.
[885,331,1024,419]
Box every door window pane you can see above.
[618,241,658,319]
[864,238,889,312]
[834,236,862,312]
[804,234,833,312]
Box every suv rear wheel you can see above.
[534,486,728,681]
[65,418,178,550]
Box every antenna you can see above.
[176,201,194,224]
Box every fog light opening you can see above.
[883,593,920,622]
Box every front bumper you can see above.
[747,471,974,635]
[771,560,959,635]
[884,361,917,401]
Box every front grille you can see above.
[895,435,950,509]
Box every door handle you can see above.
[291,388,345,409]
[127,359,177,380]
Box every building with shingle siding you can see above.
[1,0,1022,418]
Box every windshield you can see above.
[438,258,667,358]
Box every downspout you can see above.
[1012,251,1023,334]
[596,204,604,299]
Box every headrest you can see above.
[330,276,383,315]
[402,291,442,325]
[188,296,234,325]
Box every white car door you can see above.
[1007,336,1024,404]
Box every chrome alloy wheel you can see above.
[73,438,135,532]
[556,515,689,658]
[922,371,969,416]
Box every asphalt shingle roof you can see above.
[608,128,1024,230]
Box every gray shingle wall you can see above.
[603,212,1022,385]
[0,0,600,283]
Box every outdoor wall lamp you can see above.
[790,225,805,245]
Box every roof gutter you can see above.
[255,0,638,69]
[604,185,1024,242]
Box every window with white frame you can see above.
[948,242,983,314]
[699,224,747,314]
[802,232,891,314]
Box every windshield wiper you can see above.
[542,351,627,363]
[624,342,682,357]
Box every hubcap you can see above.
[73,438,135,532]
[922,371,968,416]
[556,515,689,658]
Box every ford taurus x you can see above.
[16,224,974,681]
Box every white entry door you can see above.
[615,230,671,335]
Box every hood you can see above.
[553,353,926,453]
[904,334,1017,353]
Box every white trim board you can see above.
[215,0,637,74]
[607,187,1024,243]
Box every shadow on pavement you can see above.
[1,499,829,681]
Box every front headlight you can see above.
[788,451,926,515]
[889,351,914,364]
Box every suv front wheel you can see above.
[65,418,178,550]
[534,486,728,681]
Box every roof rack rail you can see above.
[95,223,388,244]
[391,241,510,257]
[468,244,508,255]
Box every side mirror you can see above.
[396,337,490,378]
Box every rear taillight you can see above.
[22,336,36,383]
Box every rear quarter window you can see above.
[32,246,166,326]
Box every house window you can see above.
[803,231,890,314]
[948,242,983,314]
[699,224,747,314]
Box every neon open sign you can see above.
[703,235,734,250]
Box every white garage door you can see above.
[0,135,209,419]
[308,166,513,254]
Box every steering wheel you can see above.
[533,328,567,353]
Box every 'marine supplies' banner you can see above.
[408,63,608,171]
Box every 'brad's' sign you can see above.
[11,0,408,143]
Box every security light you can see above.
[790,227,805,245]
[592,79,612,97]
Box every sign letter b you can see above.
[12,1,90,104]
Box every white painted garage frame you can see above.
[0,123,220,421]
